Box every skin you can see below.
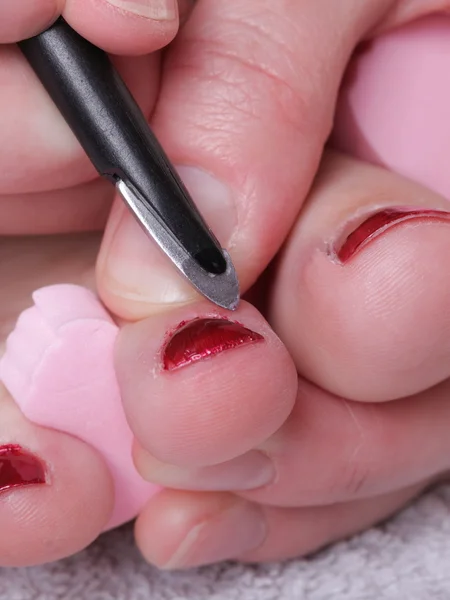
[1,0,450,568]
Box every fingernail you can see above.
[101,167,236,306]
[0,445,47,493]
[163,501,267,569]
[104,0,177,20]
[334,207,450,263]
[135,448,275,491]
[162,318,264,371]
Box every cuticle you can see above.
[327,204,395,263]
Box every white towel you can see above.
[2,485,450,600]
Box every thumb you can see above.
[0,0,184,54]
[97,0,406,319]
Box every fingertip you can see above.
[0,0,61,43]
[64,0,180,55]
[0,48,158,196]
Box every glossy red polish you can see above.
[337,207,450,263]
[0,444,46,493]
[163,318,264,371]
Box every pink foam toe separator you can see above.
[0,284,159,530]
[333,15,450,201]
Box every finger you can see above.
[269,151,450,402]
[0,49,158,196]
[0,0,181,53]
[0,179,112,235]
[0,0,62,42]
[115,301,297,467]
[134,484,423,568]
[0,385,113,567]
[178,0,195,25]
[63,0,180,55]
[97,0,401,319]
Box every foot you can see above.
[0,232,297,567]
[89,11,450,569]
[2,2,449,570]
[106,149,450,568]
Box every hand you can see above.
[0,0,187,236]
[1,0,450,568]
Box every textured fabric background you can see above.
[2,485,450,600]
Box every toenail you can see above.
[0,444,47,493]
[162,318,264,371]
[332,207,450,263]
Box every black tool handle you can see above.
[19,18,226,274]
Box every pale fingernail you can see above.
[100,167,236,307]
[104,0,178,20]
[136,449,275,491]
[162,501,266,569]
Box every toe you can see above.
[0,386,113,567]
[270,151,450,401]
[134,483,424,568]
[115,300,298,467]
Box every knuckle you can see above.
[166,11,323,141]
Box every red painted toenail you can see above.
[0,444,47,493]
[162,318,264,371]
[336,207,450,263]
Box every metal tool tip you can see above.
[184,250,240,311]
[117,180,240,310]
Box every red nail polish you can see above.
[163,318,264,371]
[337,207,450,263]
[0,444,46,493]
